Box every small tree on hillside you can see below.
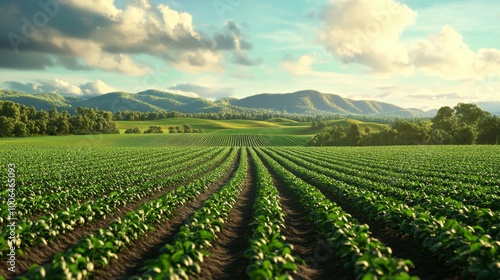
[144,126,163,134]
[125,127,141,134]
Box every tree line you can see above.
[124,124,205,134]
[0,101,118,137]
[113,109,404,124]
[307,103,500,146]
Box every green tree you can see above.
[124,127,141,134]
[346,123,362,145]
[144,126,163,134]
[432,106,457,134]
[454,103,488,126]
[477,116,500,144]
[13,122,29,137]
[453,125,477,144]
[0,116,15,137]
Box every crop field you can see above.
[0,145,499,279]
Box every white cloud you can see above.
[319,0,500,79]
[281,55,316,75]
[168,83,234,99]
[4,79,116,96]
[320,0,417,74]
[80,80,117,95]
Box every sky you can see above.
[0,0,499,110]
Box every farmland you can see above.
[0,143,499,279]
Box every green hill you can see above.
[0,88,433,117]
[229,90,419,116]
[0,90,75,111]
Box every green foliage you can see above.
[0,100,118,137]
[124,127,141,134]
[309,102,499,146]
[144,125,163,134]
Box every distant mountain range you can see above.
[0,89,497,117]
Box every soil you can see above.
[93,149,240,280]
[4,149,232,279]
[196,150,257,279]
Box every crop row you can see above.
[244,148,298,279]
[20,148,239,279]
[255,148,416,279]
[277,148,499,227]
[1,148,229,259]
[261,148,500,279]
[133,148,248,279]
[118,134,308,147]
[0,148,214,221]
[299,147,499,208]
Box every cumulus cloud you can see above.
[3,79,116,96]
[168,83,234,99]
[281,55,316,75]
[320,0,416,74]
[319,0,500,79]
[0,0,258,74]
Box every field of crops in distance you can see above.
[0,134,309,147]
[0,145,499,279]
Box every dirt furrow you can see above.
[317,190,460,280]
[259,155,352,279]
[6,149,232,279]
[93,149,240,280]
[196,150,257,279]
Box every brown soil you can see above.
[93,149,240,280]
[319,192,461,280]
[196,149,257,280]
[258,151,354,280]
[276,150,461,279]
[4,149,231,279]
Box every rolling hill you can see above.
[227,90,421,116]
[0,89,437,117]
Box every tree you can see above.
[1,101,21,120]
[454,103,488,126]
[477,116,500,144]
[346,123,362,145]
[432,106,457,134]
[13,122,29,137]
[453,125,477,144]
[144,126,163,134]
[125,127,141,134]
[0,116,15,137]
[183,124,192,133]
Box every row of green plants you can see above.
[0,148,212,221]
[278,148,499,227]
[244,148,298,279]
[19,148,239,279]
[120,134,308,147]
[304,146,499,187]
[256,148,416,279]
[262,148,499,279]
[299,147,499,202]
[0,148,229,259]
[134,148,248,279]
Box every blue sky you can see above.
[1,0,499,109]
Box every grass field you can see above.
[0,117,385,147]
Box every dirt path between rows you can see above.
[268,149,462,279]
[94,149,241,280]
[196,148,257,279]
[319,191,460,280]
[258,150,353,280]
[5,149,231,279]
